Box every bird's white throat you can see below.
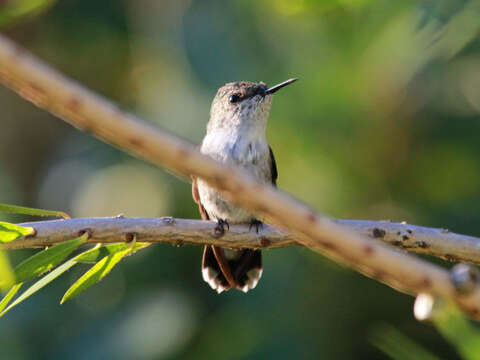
[201,126,269,165]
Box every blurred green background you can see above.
[1,0,480,358]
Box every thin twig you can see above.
[2,218,479,266]
[1,33,480,318]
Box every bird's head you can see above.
[207,78,297,133]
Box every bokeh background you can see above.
[1,0,480,358]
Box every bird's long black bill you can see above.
[265,78,298,95]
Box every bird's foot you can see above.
[214,219,230,238]
[249,219,263,233]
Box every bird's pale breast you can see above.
[198,130,271,223]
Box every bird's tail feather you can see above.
[202,245,262,293]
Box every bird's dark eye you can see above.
[229,94,241,103]
[256,85,267,97]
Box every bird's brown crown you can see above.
[215,81,268,104]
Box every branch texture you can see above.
[1,34,480,318]
[3,218,480,266]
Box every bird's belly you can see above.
[198,180,254,224]
[197,159,270,223]
[197,178,255,223]
[198,133,271,223]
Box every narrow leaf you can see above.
[370,323,440,360]
[61,248,131,303]
[0,283,22,313]
[0,259,77,318]
[75,242,150,264]
[0,222,34,243]
[432,302,480,360]
[0,0,57,28]
[0,251,15,290]
[14,234,87,283]
[0,203,70,219]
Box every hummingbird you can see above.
[192,78,298,293]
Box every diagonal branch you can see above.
[2,217,480,267]
[1,33,480,318]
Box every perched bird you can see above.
[192,78,297,293]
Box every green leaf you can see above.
[0,259,77,318]
[14,234,87,283]
[432,302,480,360]
[370,323,440,360]
[75,242,150,263]
[0,222,34,243]
[0,241,148,317]
[0,251,15,290]
[61,248,131,303]
[0,283,22,313]
[0,0,57,28]
[0,203,69,219]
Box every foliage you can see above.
[13,235,87,283]
[0,0,57,27]
[0,220,33,291]
[0,203,59,291]
[0,235,149,317]
[0,221,34,244]
[0,203,70,219]
[370,323,440,360]
[0,251,14,292]
[432,301,480,360]
[61,247,132,303]
[372,301,480,360]
[0,204,149,318]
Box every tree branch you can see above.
[2,217,479,266]
[1,33,480,319]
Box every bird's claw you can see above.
[214,219,229,238]
[249,219,263,233]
